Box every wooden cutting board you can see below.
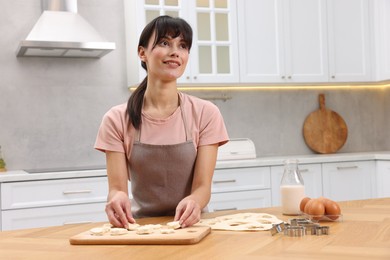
[303,94,348,154]
[69,225,211,245]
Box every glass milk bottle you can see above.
[280,159,305,215]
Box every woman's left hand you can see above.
[174,198,201,228]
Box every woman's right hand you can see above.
[105,190,135,228]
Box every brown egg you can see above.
[306,199,325,220]
[303,199,314,214]
[300,197,311,212]
[324,199,341,220]
[318,196,329,203]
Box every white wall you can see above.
[0,0,389,171]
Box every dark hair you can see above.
[126,16,193,129]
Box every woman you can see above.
[95,16,229,229]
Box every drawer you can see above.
[322,160,375,201]
[1,202,107,231]
[208,189,271,212]
[212,167,271,193]
[1,177,108,210]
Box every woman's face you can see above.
[139,31,189,82]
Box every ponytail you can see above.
[127,76,147,129]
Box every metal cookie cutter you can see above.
[299,223,320,235]
[270,222,288,236]
[284,226,306,237]
[290,218,313,226]
[313,226,330,236]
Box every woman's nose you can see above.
[170,48,179,57]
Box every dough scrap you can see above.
[102,223,112,233]
[89,227,105,236]
[160,228,175,234]
[166,221,181,229]
[136,226,154,235]
[143,224,162,230]
[110,228,128,236]
[127,223,140,231]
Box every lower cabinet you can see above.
[0,156,387,230]
[271,163,323,206]
[208,190,271,212]
[375,160,390,198]
[0,175,109,231]
[209,166,272,211]
[322,160,376,201]
[1,203,107,231]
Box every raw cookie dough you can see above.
[200,213,283,231]
[89,227,105,236]
[136,226,154,235]
[110,228,128,236]
[127,223,140,231]
[166,221,181,229]
[160,228,175,234]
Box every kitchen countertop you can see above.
[0,198,389,259]
[1,151,390,183]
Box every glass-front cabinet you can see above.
[124,0,239,86]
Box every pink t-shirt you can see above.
[94,92,229,160]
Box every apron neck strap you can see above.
[136,93,190,142]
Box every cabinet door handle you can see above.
[336,166,359,170]
[213,179,237,184]
[63,220,93,225]
[300,169,309,173]
[63,189,92,195]
[214,207,238,212]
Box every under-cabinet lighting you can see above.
[129,82,390,92]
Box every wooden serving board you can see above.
[303,94,348,154]
[69,225,211,245]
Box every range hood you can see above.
[16,0,115,58]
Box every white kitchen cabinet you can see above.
[1,177,108,209]
[237,0,374,84]
[322,160,376,201]
[124,0,239,86]
[271,163,323,206]
[376,160,390,198]
[237,0,329,83]
[372,0,390,81]
[0,175,110,231]
[209,166,272,211]
[208,190,271,212]
[1,203,106,231]
[327,0,372,82]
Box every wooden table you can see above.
[0,198,389,259]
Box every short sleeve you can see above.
[198,101,229,147]
[94,104,127,153]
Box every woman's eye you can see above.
[159,40,169,46]
[180,43,188,49]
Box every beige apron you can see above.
[129,98,197,218]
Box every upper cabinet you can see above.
[125,0,390,86]
[372,0,390,81]
[327,0,372,82]
[237,0,329,83]
[237,0,373,84]
[124,0,239,86]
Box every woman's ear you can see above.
[138,46,147,62]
